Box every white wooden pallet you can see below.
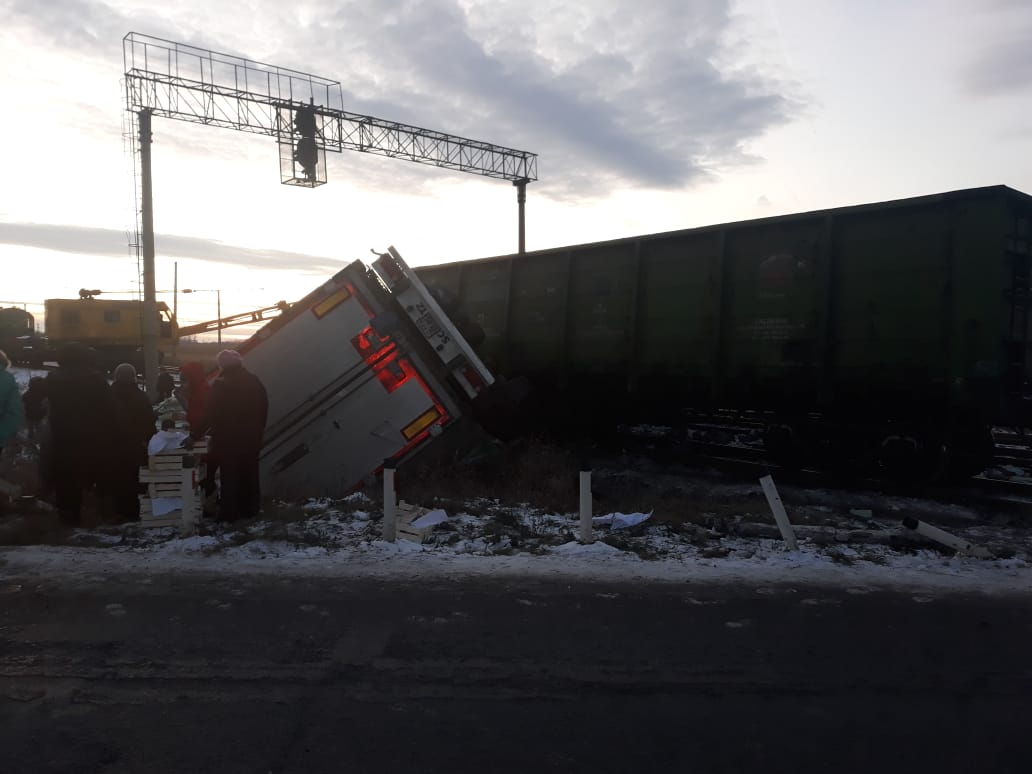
[138,446,207,531]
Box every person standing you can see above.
[21,376,47,439]
[177,361,211,433]
[0,350,24,453]
[105,363,155,521]
[177,361,216,511]
[0,350,25,511]
[46,343,113,525]
[191,349,268,522]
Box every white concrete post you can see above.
[382,462,397,542]
[579,469,593,544]
[759,475,798,551]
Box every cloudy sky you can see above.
[1,0,1031,335]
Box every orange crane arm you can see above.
[176,301,290,339]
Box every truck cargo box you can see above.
[236,248,494,500]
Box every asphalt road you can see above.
[0,572,1030,774]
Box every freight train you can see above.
[0,307,47,367]
[416,185,1032,480]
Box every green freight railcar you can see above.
[417,185,1032,477]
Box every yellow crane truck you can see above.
[43,291,288,372]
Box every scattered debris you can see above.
[396,501,440,544]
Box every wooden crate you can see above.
[396,501,433,543]
[137,465,202,531]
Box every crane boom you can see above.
[176,301,290,339]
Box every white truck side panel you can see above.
[238,265,463,500]
[243,279,372,432]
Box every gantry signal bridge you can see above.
[121,31,538,394]
[123,33,537,190]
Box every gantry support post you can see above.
[138,109,160,398]
[514,178,529,255]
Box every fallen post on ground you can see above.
[901,517,993,559]
[759,475,798,551]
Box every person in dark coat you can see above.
[177,361,216,508]
[155,371,176,404]
[177,361,212,433]
[46,343,114,525]
[191,349,268,522]
[104,363,156,521]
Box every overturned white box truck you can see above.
[233,247,496,500]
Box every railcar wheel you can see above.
[944,426,995,481]
[878,433,944,482]
[763,424,806,469]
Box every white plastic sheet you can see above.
[410,509,449,529]
[150,497,182,517]
[592,511,653,530]
[148,430,188,456]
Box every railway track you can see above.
[616,421,1032,512]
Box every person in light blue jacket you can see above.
[0,349,25,452]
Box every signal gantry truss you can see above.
[122,32,538,187]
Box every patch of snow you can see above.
[9,367,48,392]
[1,480,1031,596]
[552,541,627,558]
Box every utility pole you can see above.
[138,109,159,399]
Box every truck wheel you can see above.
[879,432,944,482]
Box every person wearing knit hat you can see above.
[113,362,138,384]
[192,347,268,522]
[216,349,244,370]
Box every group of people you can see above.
[0,345,268,526]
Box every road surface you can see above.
[0,572,1029,773]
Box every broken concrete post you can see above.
[382,461,397,542]
[579,468,593,544]
[901,517,992,559]
[759,475,798,550]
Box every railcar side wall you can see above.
[418,186,1031,427]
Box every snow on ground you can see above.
[9,367,48,391]
[2,493,1030,594]
[2,395,1030,592]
